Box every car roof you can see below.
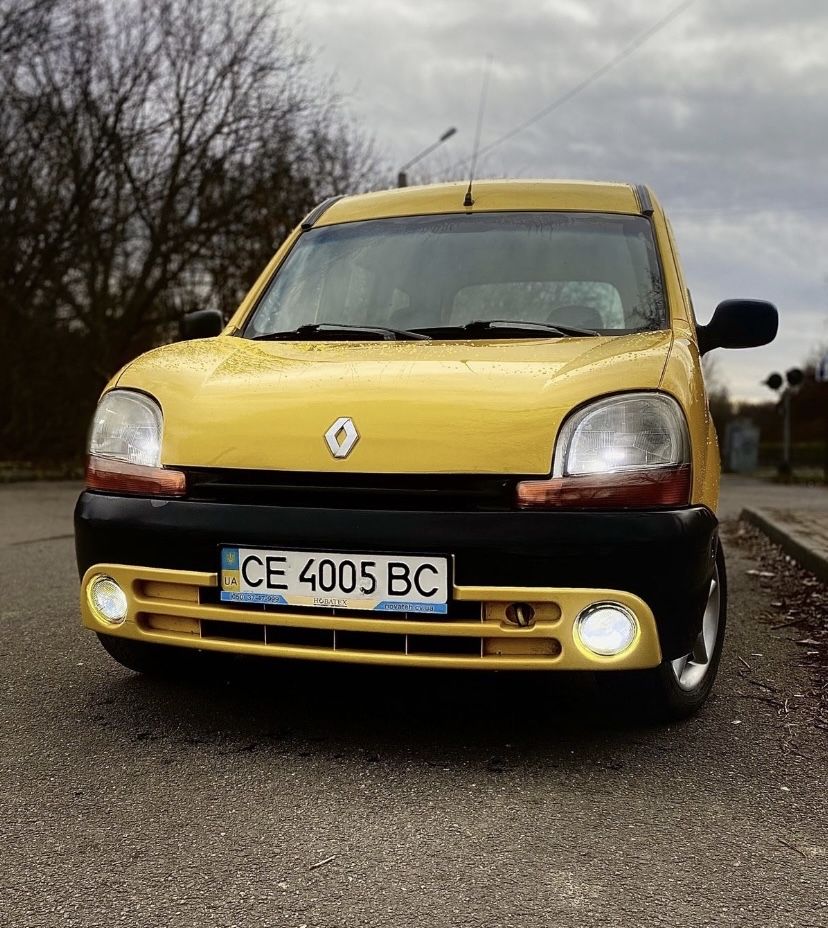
[314,180,647,227]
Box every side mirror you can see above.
[697,299,778,355]
[180,309,224,340]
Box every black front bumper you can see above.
[74,491,718,660]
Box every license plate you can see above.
[219,547,449,614]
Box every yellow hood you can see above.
[116,332,672,475]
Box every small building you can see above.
[724,418,760,473]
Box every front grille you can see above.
[130,568,566,666]
[183,468,519,512]
[200,620,487,657]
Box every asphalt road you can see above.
[1,480,826,927]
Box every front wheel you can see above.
[601,542,727,721]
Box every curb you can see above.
[740,507,828,585]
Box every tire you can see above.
[600,541,727,722]
[96,633,199,676]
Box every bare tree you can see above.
[0,0,377,461]
[0,0,58,57]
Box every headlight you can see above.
[516,393,691,509]
[86,390,185,497]
[553,393,690,477]
[89,390,163,467]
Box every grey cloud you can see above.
[289,0,828,398]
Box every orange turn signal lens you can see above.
[516,464,691,509]
[85,455,186,497]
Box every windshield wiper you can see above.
[252,323,431,342]
[411,319,599,339]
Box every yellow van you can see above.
[75,180,777,718]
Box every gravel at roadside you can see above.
[727,520,827,753]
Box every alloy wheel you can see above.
[670,562,721,692]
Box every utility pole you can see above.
[764,368,803,478]
[782,388,792,476]
[816,352,828,482]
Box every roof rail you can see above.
[634,184,654,216]
[300,194,346,230]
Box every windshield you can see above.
[244,212,667,339]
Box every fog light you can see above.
[576,602,637,656]
[89,575,128,625]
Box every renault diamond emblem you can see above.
[324,416,360,459]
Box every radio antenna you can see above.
[464,55,493,207]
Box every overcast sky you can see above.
[286,0,828,401]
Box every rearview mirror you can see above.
[180,309,225,340]
[697,299,778,355]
